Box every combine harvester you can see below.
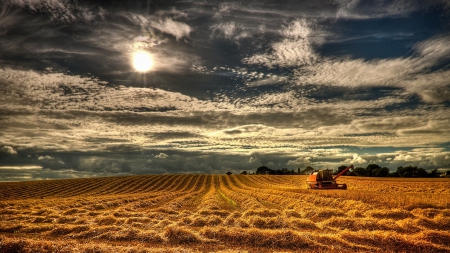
[307,164,354,189]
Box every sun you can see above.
[132,51,154,72]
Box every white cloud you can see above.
[286,157,311,166]
[155,153,169,159]
[130,35,168,50]
[0,68,224,112]
[206,124,275,138]
[334,0,420,19]
[243,19,318,68]
[294,36,450,103]
[296,57,413,87]
[405,70,450,104]
[242,17,450,104]
[1,146,18,155]
[38,155,54,160]
[393,154,422,162]
[344,154,367,164]
[0,165,42,170]
[414,36,450,65]
[151,18,191,40]
[211,22,249,44]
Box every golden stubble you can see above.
[0,175,449,252]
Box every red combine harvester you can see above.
[306,164,354,189]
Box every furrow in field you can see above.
[158,175,188,192]
[2,179,67,199]
[50,177,125,198]
[142,175,177,192]
[105,175,157,195]
[225,175,286,210]
[21,181,75,198]
[174,174,202,193]
[195,175,223,211]
[219,175,264,210]
[169,174,211,211]
[244,174,299,188]
[233,176,376,215]
[44,176,133,198]
[57,177,126,197]
[90,176,146,196]
[230,175,373,219]
[172,174,197,192]
[128,175,208,214]
[120,175,209,213]
[151,175,183,192]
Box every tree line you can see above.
[336,164,444,178]
[244,164,447,178]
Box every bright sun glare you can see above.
[132,51,154,72]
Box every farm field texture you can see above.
[1,175,450,252]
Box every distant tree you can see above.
[366,164,381,177]
[396,165,428,177]
[226,171,232,175]
[428,168,440,178]
[376,167,390,177]
[240,171,248,175]
[279,168,290,175]
[300,166,314,175]
[415,167,428,177]
[256,166,273,175]
[349,167,367,176]
[334,165,349,175]
[388,171,399,177]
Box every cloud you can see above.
[343,154,367,164]
[207,124,275,138]
[334,0,428,19]
[5,0,98,23]
[296,35,450,103]
[38,155,54,160]
[0,68,222,112]
[211,22,249,44]
[36,155,66,169]
[1,146,18,155]
[393,154,422,162]
[405,70,450,104]
[130,35,168,50]
[414,36,450,65]
[151,18,191,40]
[155,153,169,159]
[243,19,318,68]
[240,15,450,104]
[286,157,312,166]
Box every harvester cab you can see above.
[307,164,354,190]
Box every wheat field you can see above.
[1,175,450,252]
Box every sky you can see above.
[1,0,450,181]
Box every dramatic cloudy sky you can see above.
[1,0,450,181]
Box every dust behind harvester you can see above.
[306,164,354,189]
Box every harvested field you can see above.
[1,175,449,252]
